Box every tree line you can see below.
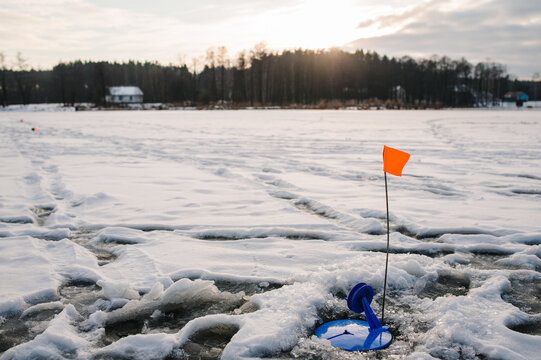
[0,47,539,108]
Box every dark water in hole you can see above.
[166,324,239,360]
[59,282,102,316]
[0,307,62,353]
[87,278,273,356]
[212,279,283,296]
[502,273,541,336]
[101,300,247,358]
[104,303,248,341]
[502,274,541,315]
[0,282,99,354]
[419,271,471,299]
[0,316,33,353]
[467,254,510,270]
[508,320,541,336]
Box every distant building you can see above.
[503,91,528,107]
[105,86,143,104]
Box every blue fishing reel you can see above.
[315,283,392,351]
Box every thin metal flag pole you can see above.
[382,171,390,323]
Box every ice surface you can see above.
[1,109,540,359]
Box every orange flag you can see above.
[383,145,410,176]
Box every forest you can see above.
[0,47,538,108]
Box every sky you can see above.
[0,0,540,79]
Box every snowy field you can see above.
[0,109,540,359]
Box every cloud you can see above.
[347,0,541,78]
[0,0,306,68]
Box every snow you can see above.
[0,104,76,112]
[0,236,59,315]
[409,276,540,360]
[0,109,540,359]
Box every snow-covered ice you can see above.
[0,109,540,359]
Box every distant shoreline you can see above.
[1,102,540,112]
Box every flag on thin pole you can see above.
[383,145,410,176]
[381,145,410,324]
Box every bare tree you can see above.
[177,54,186,67]
[233,51,248,102]
[205,47,218,102]
[217,46,229,102]
[13,52,35,105]
[15,52,29,71]
[191,56,202,103]
[250,42,268,105]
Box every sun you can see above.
[252,0,388,51]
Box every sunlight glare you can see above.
[252,0,387,51]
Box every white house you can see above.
[105,86,143,104]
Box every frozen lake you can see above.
[1,109,540,359]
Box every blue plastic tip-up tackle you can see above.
[315,283,392,351]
